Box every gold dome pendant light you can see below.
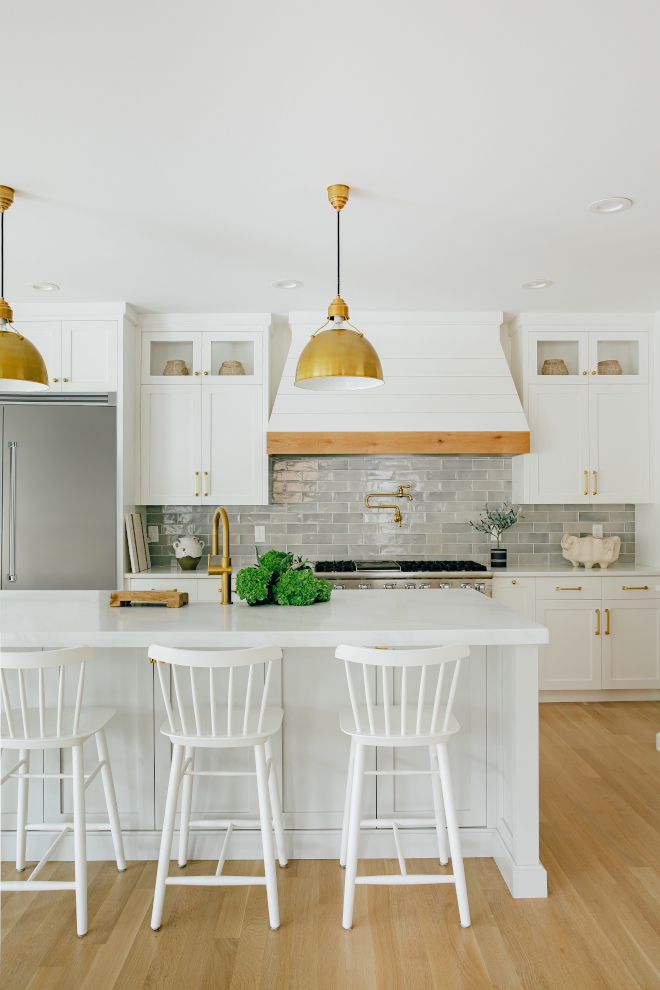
[0,186,49,391]
[294,184,384,390]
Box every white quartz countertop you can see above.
[0,589,548,649]
[492,563,660,577]
[128,562,660,581]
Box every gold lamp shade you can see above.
[0,329,49,391]
[295,325,383,391]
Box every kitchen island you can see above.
[0,589,549,897]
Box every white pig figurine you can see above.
[561,533,621,569]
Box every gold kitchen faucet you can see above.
[208,506,232,603]
[365,486,413,527]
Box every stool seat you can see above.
[339,705,459,746]
[158,706,283,748]
[2,707,117,749]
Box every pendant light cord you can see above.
[337,209,340,297]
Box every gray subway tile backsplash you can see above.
[145,455,635,571]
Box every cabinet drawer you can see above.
[536,577,601,599]
[197,582,232,602]
[129,579,198,601]
[601,577,660,600]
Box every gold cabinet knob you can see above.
[583,371,587,375]
[511,580,516,584]
[63,378,68,382]
[194,371,200,376]
[592,370,596,375]
[53,378,59,382]
[204,371,209,375]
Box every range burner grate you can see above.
[314,559,488,573]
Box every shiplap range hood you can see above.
[268,312,530,454]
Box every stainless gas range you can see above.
[314,560,493,596]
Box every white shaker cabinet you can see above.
[601,598,660,689]
[536,600,602,691]
[140,383,267,504]
[527,385,590,504]
[138,316,273,505]
[140,385,201,503]
[492,576,536,620]
[509,317,653,504]
[494,575,660,694]
[61,321,118,392]
[12,320,118,392]
[202,384,265,503]
[589,384,649,503]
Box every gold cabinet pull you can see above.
[511,580,516,585]
[204,371,209,375]
[583,470,588,496]
[194,371,200,376]
[63,378,68,382]
[592,370,596,375]
[592,471,597,495]
[53,378,59,383]
[582,371,587,375]
[605,608,610,635]
[194,471,200,496]
[556,587,582,591]
[622,586,648,590]
[595,608,600,635]
[204,471,209,496]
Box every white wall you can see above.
[636,313,660,565]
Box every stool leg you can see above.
[151,744,184,931]
[429,745,448,866]
[255,742,280,930]
[72,744,88,937]
[178,746,195,867]
[15,749,29,872]
[342,742,365,930]
[437,743,470,928]
[265,736,288,867]
[95,729,126,871]
[339,737,356,868]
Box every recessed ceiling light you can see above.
[588,197,633,214]
[28,282,59,291]
[271,279,302,290]
[521,279,553,290]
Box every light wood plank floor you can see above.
[3,701,660,990]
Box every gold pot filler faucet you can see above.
[365,485,413,526]
[208,506,232,603]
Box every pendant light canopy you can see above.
[0,185,49,391]
[294,185,384,391]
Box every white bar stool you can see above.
[149,644,287,933]
[337,643,471,930]
[0,647,126,937]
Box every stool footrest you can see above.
[165,876,267,887]
[355,874,455,885]
[1,880,77,891]
[359,818,439,829]
[187,819,262,829]
[25,822,116,831]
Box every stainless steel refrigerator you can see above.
[1,396,117,590]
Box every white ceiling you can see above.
[4,1,660,316]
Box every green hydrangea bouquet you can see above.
[235,549,332,607]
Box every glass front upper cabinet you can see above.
[142,329,263,384]
[529,330,647,384]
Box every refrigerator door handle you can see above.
[7,441,17,582]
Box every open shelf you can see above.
[210,340,255,377]
[536,340,580,377]
[596,339,639,376]
[149,340,194,378]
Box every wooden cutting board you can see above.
[110,590,188,608]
